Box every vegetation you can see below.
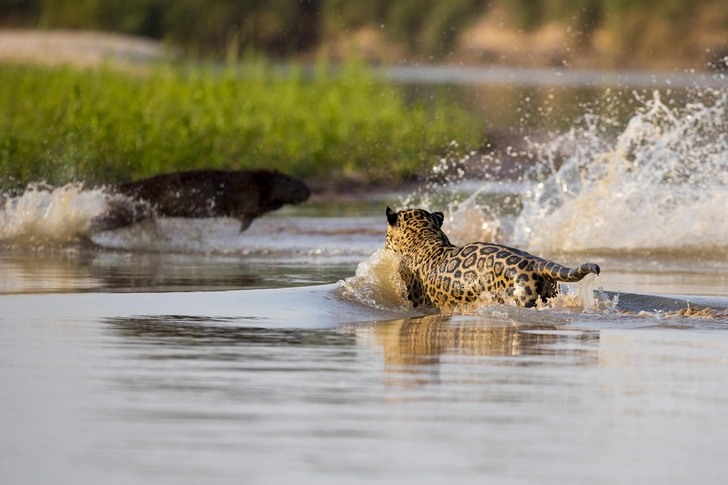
[0,58,484,191]
[1,0,483,58]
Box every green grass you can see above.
[0,58,484,191]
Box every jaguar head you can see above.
[385,207,447,253]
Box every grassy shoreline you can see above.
[0,58,484,192]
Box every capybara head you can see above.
[221,169,310,222]
[250,169,310,213]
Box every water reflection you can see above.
[371,315,599,363]
[359,315,599,387]
[105,314,355,349]
[4,302,728,484]
[0,248,355,294]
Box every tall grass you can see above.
[0,58,483,191]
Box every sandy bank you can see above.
[0,29,169,66]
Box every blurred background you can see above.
[2,0,727,69]
[1,1,727,192]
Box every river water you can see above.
[1,74,728,484]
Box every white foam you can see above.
[0,183,111,245]
[336,248,414,313]
[398,179,507,246]
[512,89,728,255]
[349,87,728,313]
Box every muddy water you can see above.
[2,207,728,485]
[2,80,728,484]
[2,280,728,485]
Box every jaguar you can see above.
[385,207,600,310]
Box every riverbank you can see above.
[0,29,168,66]
[1,23,726,73]
[0,59,483,191]
[4,30,725,198]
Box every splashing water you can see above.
[513,89,728,256]
[337,249,613,315]
[0,183,117,245]
[398,152,509,246]
[4,85,727,314]
[394,87,728,258]
[337,248,414,313]
[346,86,728,313]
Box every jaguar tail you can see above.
[538,261,600,282]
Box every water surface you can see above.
[3,286,728,484]
[1,74,728,484]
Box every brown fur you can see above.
[92,169,310,232]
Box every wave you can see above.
[0,183,115,245]
[336,247,615,316]
[398,87,728,259]
[336,248,413,313]
[336,249,728,322]
[513,88,728,256]
[340,86,728,315]
[0,183,383,256]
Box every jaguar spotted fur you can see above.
[385,207,600,310]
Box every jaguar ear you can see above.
[386,207,397,226]
[432,211,444,228]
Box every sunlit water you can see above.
[2,81,728,484]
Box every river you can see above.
[1,72,728,484]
